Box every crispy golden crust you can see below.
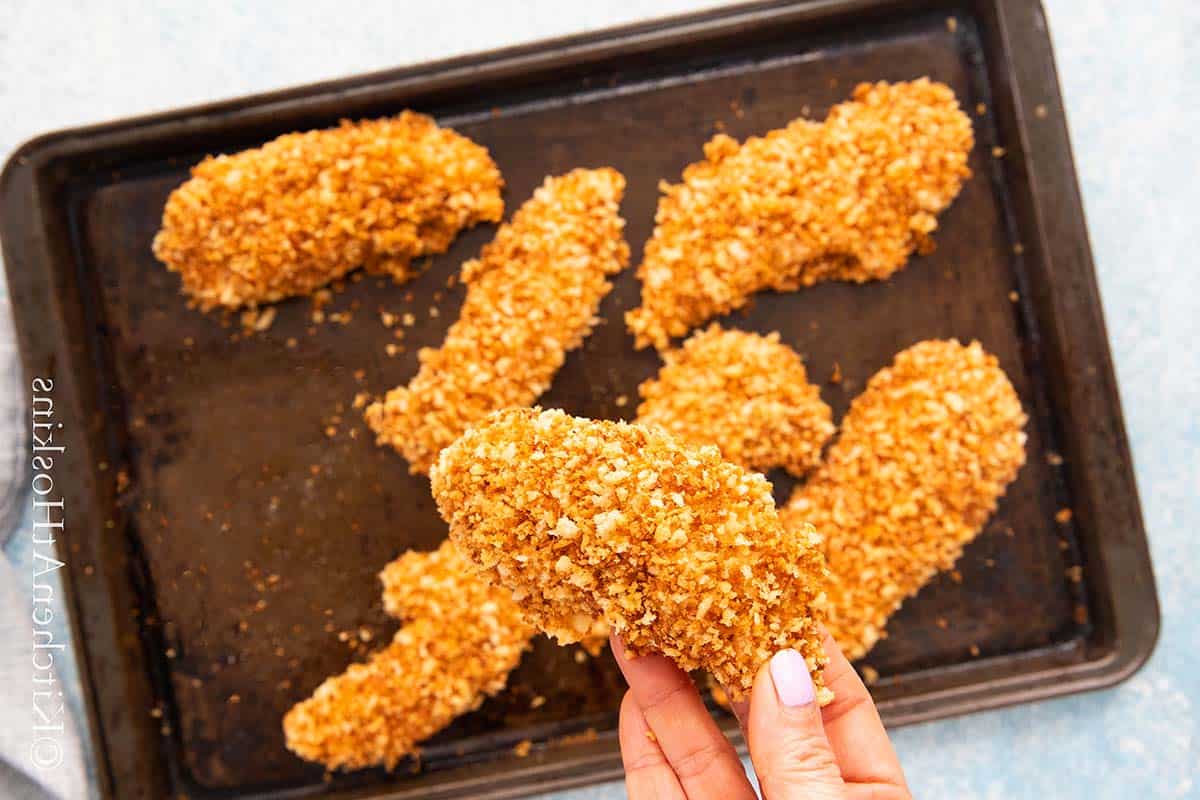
[626,79,974,349]
[282,540,533,770]
[153,112,504,310]
[637,325,834,477]
[432,408,831,701]
[365,168,630,474]
[782,340,1026,660]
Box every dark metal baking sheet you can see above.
[0,0,1158,797]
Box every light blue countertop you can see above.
[0,1,1196,798]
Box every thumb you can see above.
[745,649,844,800]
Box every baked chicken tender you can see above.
[782,340,1027,660]
[365,168,630,474]
[432,407,832,702]
[626,79,974,349]
[637,324,834,477]
[283,540,533,770]
[153,112,504,310]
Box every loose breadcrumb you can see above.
[153,112,504,310]
[282,540,533,770]
[626,79,974,349]
[636,325,834,477]
[432,408,831,701]
[782,340,1026,660]
[365,168,630,474]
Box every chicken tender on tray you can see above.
[282,540,533,771]
[365,168,630,474]
[626,79,974,349]
[782,340,1027,660]
[637,324,834,477]
[432,407,832,702]
[153,112,504,310]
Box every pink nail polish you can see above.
[770,649,816,707]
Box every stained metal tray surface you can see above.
[0,0,1157,797]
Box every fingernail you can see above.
[769,649,816,707]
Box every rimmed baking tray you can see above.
[0,0,1158,797]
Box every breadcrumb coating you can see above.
[782,340,1026,660]
[626,79,974,349]
[432,408,832,701]
[365,168,630,474]
[282,540,533,770]
[637,324,834,477]
[153,112,504,310]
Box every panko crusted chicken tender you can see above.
[283,540,533,771]
[782,340,1027,660]
[152,112,504,310]
[637,324,834,477]
[365,168,630,473]
[626,79,974,349]
[432,407,833,702]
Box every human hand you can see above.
[613,631,910,800]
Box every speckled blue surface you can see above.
[0,1,1195,797]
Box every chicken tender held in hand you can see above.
[283,540,533,771]
[431,407,832,702]
[626,79,973,349]
[782,340,1027,660]
[637,324,834,477]
[154,112,504,310]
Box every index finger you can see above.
[612,636,757,800]
[817,631,907,791]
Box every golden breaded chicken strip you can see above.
[432,407,832,702]
[782,340,1027,660]
[637,324,834,477]
[153,112,504,310]
[365,168,630,474]
[626,79,974,349]
[282,540,533,771]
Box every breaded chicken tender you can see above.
[432,407,832,702]
[637,324,834,477]
[153,112,504,310]
[283,540,533,770]
[365,168,630,473]
[626,79,974,349]
[782,340,1026,660]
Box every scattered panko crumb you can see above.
[860,665,879,685]
[614,395,628,408]
[1034,104,1048,118]
[352,392,370,410]
[283,540,534,771]
[625,79,974,349]
[1013,242,1025,255]
[992,146,1007,158]
[1009,291,1020,302]
[432,408,831,702]
[976,102,987,115]
[969,644,981,657]
[645,730,658,743]
[381,311,397,327]
[1056,508,1074,524]
[1046,451,1064,466]
[945,16,958,32]
[153,112,504,310]
[636,325,834,477]
[513,740,533,758]
[573,649,589,665]
[829,362,843,385]
[530,695,546,709]
[783,340,1027,660]
[365,169,630,474]
[401,313,415,327]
